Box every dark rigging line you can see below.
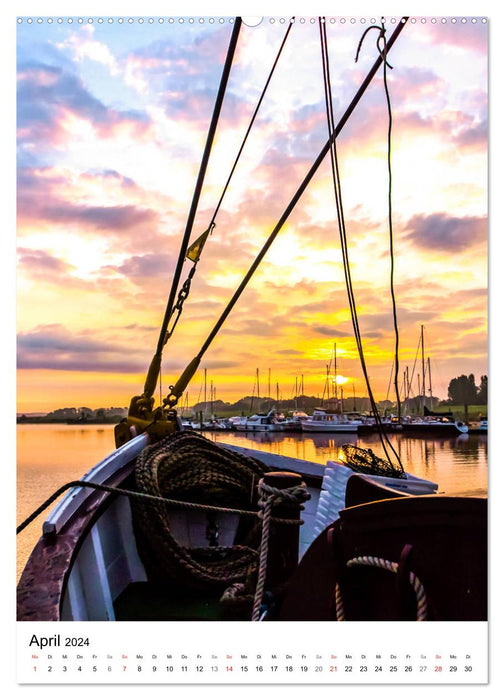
[318,17,403,469]
[380,22,403,424]
[209,17,295,228]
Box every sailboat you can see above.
[17,17,486,624]
[301,345,359,432]
[401,326,469,435]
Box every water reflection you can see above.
[206,430,487,498]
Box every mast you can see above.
[427,356,433,408]
[421,324,426,406]
[249,376,256,413]
[204,368,207,418]
[323,364,330,406]
[333,342,337,398]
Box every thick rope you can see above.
[251,479,310,621]
[334,554,428,621]
[132,432,261,591]
[130,431,309,595]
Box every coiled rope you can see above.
[131,431,309,600]
[130,431,265,592]
[334,554,428,621]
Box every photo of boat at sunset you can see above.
[16,15,487,628]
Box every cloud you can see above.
[17,166,160,244]
[312,325,350,338]
[122,24,247,123]
[55,25,120,74]
[403,213,487,252]
[17,324,149,373]
[452,116,487,151]
[43,203,156,232]
[106,253,175,279]
[425,21,488,54]
[17,62,152,149]
[17,247,75,280]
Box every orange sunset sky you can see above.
[16,14,488,414]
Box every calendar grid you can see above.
[17,621,488,684]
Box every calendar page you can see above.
[13,0,492,691]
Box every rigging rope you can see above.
[318,17,403,470]
[208,17,295,230]
[407,331,422,398]
[379,20,403,426]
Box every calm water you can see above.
[16,424,488,582]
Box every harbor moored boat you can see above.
[357,414,403,434]
[280,411,308,432]
[469,416,488,434]
[235,408,284,432]
[401,407,468,435]
[301,408,359,433]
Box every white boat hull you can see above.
[235,423,284,432]
[402,420,468,435]
[301,421,358,433]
